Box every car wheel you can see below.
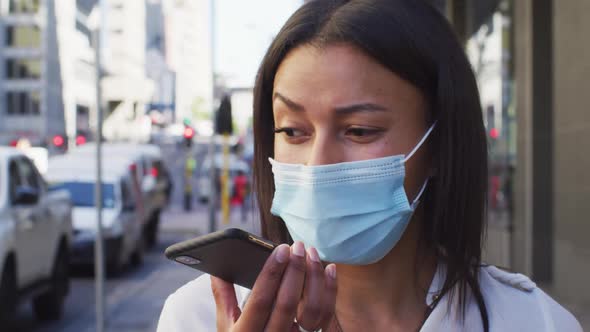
[106,249,125,278]
[33,247,69,321]
[0,260,17,325]
[146,213,160,248]
[131,234,145,267]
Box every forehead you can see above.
[273,43,423,109]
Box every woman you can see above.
[158,0,581,331]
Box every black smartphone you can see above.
[165,228,277,289]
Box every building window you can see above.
[5,58,41,79]
[5,91,41,115]
[8,0,40,13]
[5,25,41,48]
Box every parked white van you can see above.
[70,143,172,247]
[46,156,145,275]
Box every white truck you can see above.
[0,147,72,323]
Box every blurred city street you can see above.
[9,141,259,332]
[0,0,589,330]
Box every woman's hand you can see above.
[211,242,338,332]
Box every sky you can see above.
[214,0,303,88]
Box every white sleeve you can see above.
[157,274,218,332]
[536,289,583,332]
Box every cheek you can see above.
[344,137,404,160]
[273,140,307,164]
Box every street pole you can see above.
[92,1,106,331]
[208,0,217,233]
[222,133,230,224]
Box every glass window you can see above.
[5,91,41,115]
[49,182,116,209]
[8,158,41,205]
[120,179,136,208]
[29,91,40,115]
[8,161,21,204]
[16,157,40,190]
[5,58,41,79]
[5,25,41,48]
[466,0,516,269]
[6,92,19,115]
[9,0,40,13]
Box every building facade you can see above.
[446,0,590,326]
[0,0,68,151]
[162,0,212,126]
[100,0,155,143]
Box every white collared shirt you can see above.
[157,264,582,331]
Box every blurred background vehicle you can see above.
[52,143,171,248]
[0,147,72,323]
[47,155,145,275]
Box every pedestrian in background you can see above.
[183,155,196,211]
[231,169,250,222]
[158,0,582,331]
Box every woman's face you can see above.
[272,43,431,199]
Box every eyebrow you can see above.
[273,91,389,114]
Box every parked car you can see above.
[0,148,72,323]
[70,143,172,247]
[46,154,146,275]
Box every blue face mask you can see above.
[269,123,436,265]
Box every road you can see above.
[9,141,258,332]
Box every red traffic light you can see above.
[183,127,195,139]
[53,135,65,147]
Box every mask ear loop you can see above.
[403,121,437,163]
[410,178,429,209]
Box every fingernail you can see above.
[326,264,337,279]
[292,241,305,257]
[275,244,289,263]
[308,247,320,263]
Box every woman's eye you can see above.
[274,127,305,137]
[345,127,380,137]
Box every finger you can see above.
[265,241,307,331]
[237,243,290,331]
[211,276,241,330]
[318,264,338,330]
[296,247,325,331]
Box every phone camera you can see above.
[175,255,201,265]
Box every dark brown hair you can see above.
[252,0,489,330]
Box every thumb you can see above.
[211,276,242,329]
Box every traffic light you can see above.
[215,95,233,135]
[183,126,194,147]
